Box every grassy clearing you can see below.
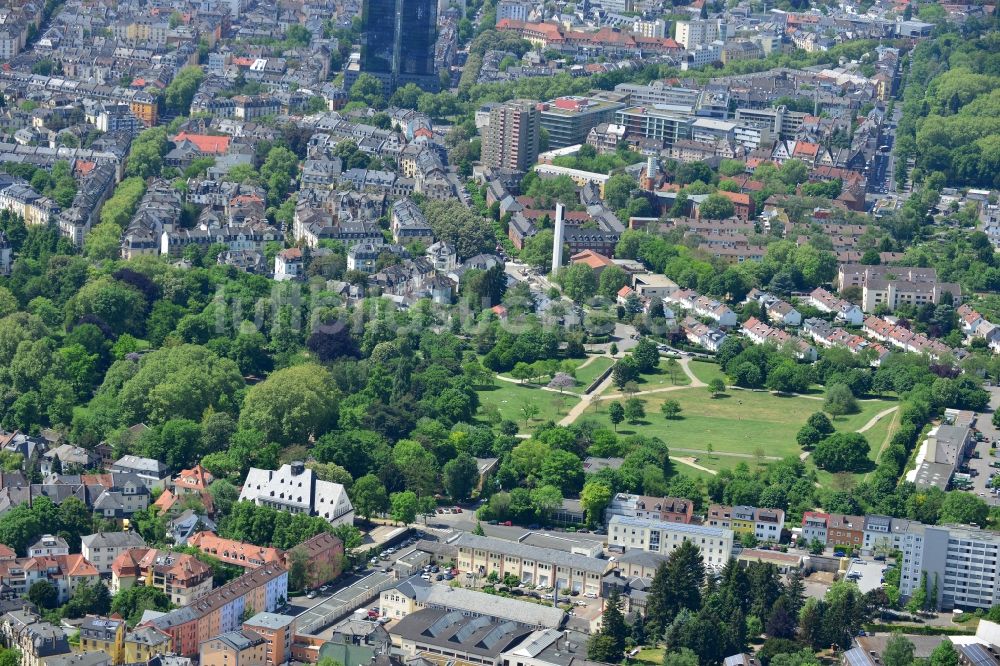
[567,356,615,394]
[477,383,579,432]
[688,359,726,385]
[584,388,897,463]
[634,648,665,665]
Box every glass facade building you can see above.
[361,0,439,94]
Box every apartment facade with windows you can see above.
[706,505,785,542]
[608,516,734,568]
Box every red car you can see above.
[502,520,512,526]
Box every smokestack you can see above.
[551,202,565,276]
[643,156,657,191]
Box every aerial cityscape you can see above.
[0,0,995,663]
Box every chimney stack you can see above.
[551,203,565,276]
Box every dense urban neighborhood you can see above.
[0,0,996,662]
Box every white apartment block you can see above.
[239,461,354,527]
[608,516,734,568]
[675,19,727,50]
[80,532,148,575]
[899,523,1000,611]
[453,534,609,596]
[631,18,666,38]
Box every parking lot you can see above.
[845,558,889,594]
[955,387,1000,506]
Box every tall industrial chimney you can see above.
[551,203,565,276]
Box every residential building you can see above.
[81,532,148,575]
[605,494,695,524]
[0,554,100,603]
[122,626,172,664]
[392,608,535,666]
[28,535,69,557]
[897,523,1000,610]
[0,610,71,666]
[187,532,284,569]
[706,505,785,542]
[360,0,439,94]
[836,264,962,312]
[613,549,670,581]
[287,532,344,589]
[78,617,125,665]
[109,456,169,490]
[800,512,829,546]
[608,515,734,568]
[199,629,266,666]
[111,548,214,606]
[238,461,354,527]
[390,198,433,245]
[538,97,625,149]
[680,316,727,352]
[675,19,727,49]
[827,514,865,548]
[144,564,288,657]
[453,534,609,596]
[862,515,915,555]
[806,287,864,325]
[379,580,565,628]
[482,100,541,172]
[242,612,294,666]
[44,652,111,666]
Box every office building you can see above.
[361,0,439,95]
[496,0,532,23]
[735,106,807,142]
[615,105,694,147]
[912,424,973,490]
[453,533,609,596]
[392,609,535,666]
[706,505,785,542]
[675,19,727,49]
[538,97,625,149]
[379,580,565,628]
[608,515,734,568]
[482,100,541,171]
[239,461,354,527]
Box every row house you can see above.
[666,289,738,327]
[741,317,817,361]
[801,318,890,366]
[454,533,609,596]
[706,504,785,542]
[806,287,864,326]
[143,564,288,657]
[0,179,59,226]
[799,512,865,549]
[159,223,280,258]
[957,304,1000,351]
[863,316,955,360]
[745,288,802,326]
[680,316,727,352]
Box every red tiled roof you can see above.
[172,132,231,154]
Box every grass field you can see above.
[639,361,692,389]
[477,382,580,431]
[634,648,665,665]
[584,387,897,463]
[688,359,726,385]
[567,356,615,394]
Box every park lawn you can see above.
[585,388,897,461]
[566,356,615,394]
[477,382,580,432]
[633,362,692,390]
[689,359,726,385]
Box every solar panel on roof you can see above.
[960,643,997,666]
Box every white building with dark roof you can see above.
[238,461,354,526]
